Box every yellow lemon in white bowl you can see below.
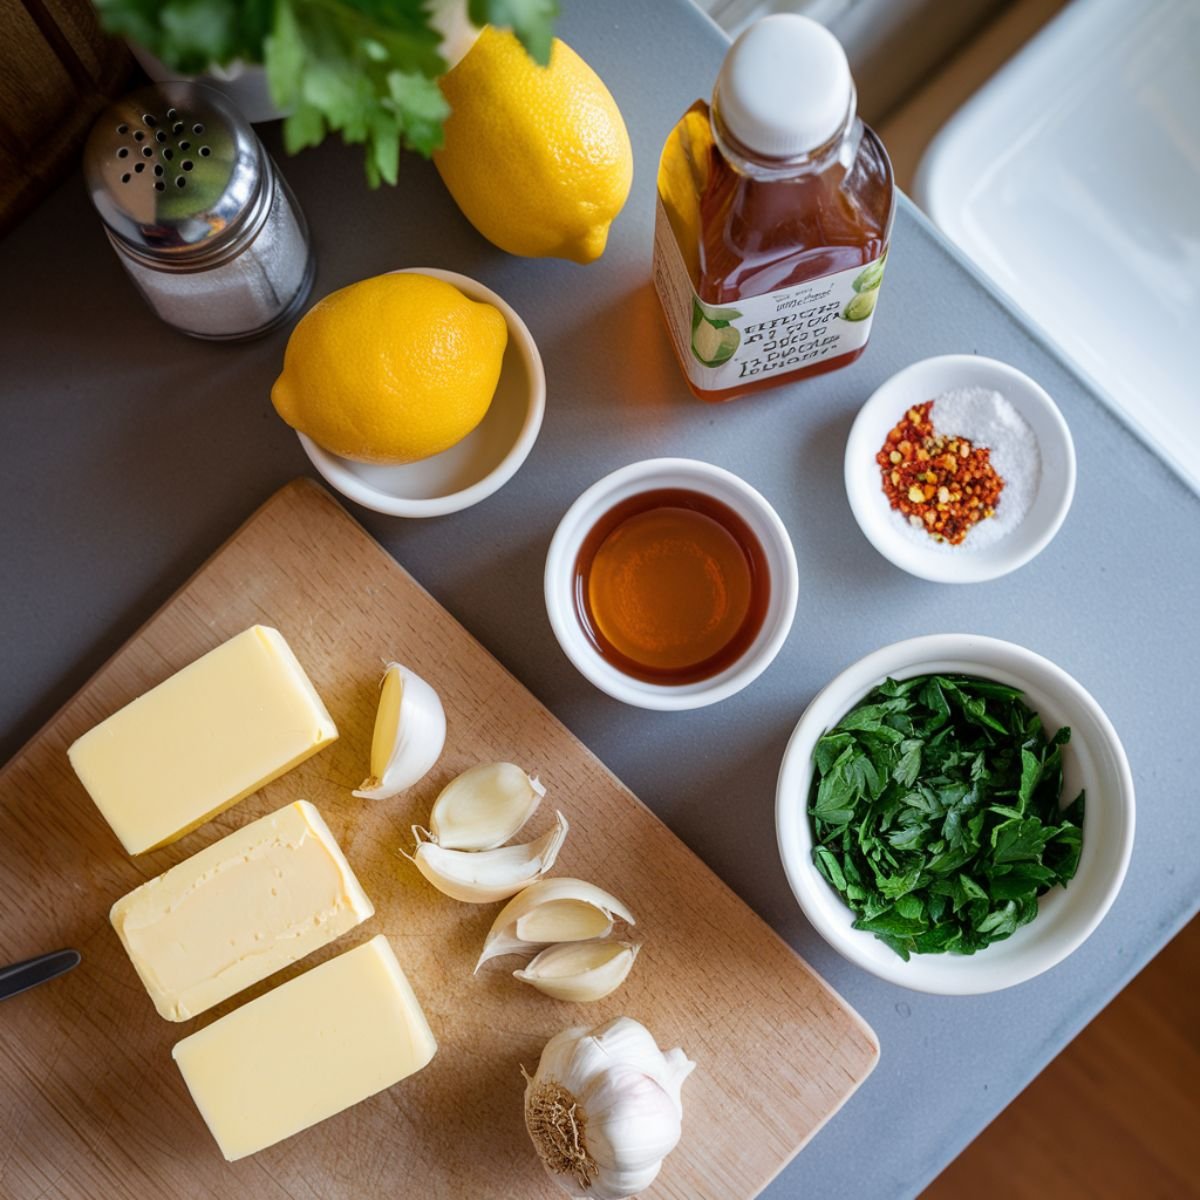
[272,271,508,465]
[279,268,545,518]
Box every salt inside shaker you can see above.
[83,82,315,341]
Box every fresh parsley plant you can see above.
[808,674,1085,960]
[94,0,559,185]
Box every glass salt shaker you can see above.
[83,82,315,341]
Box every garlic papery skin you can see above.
[476,878,636,971]
[403,811,568,903]
[430,762,545,851]
[524,1017,694,1200]
[429,0,480,68]
[514,941,640,1003]
[352,663,445,801]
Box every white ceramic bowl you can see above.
[844,355,1075,582]
[545,459,799,711]
[297,268,545,518]
[775,634,1134,994]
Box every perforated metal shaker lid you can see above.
[84,82,265,259]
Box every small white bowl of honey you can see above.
[544,459,799,710]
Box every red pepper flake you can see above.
[876,401,1004,545]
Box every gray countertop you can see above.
[2,2,1198,1197]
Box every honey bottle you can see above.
[653,15,894,402]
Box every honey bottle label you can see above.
[652,198,887,392]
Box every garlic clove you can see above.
[403,811,568,903]
[429,761,545,851]
[567,1163,663,1200]
[476,878,636,971]
[584,1069,683,1181]
[524,1016,694,1200]
[516,899,612,943]
[514,940,640,1003]
[581,1016,695,1109]
[352,663,445,801]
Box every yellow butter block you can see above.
[111,801,373,1022]
[68,625,338,854]
[172,935,437,1161]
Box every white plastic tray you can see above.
[915,0,1200,494]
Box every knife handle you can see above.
[0,949,81,1001]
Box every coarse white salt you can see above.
[890,386,1040,552]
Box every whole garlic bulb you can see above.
[523,1017,694,1200]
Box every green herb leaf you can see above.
[959,873,988,902]
[813,847,847,891]
[918,677,952,729]
[892,739,923,787]
[386,70,450,156]
[265,0,305,109]
[468,0,560,64]
[94,0,272,70]
[814,732,854,775]
[976,902,1020,938]
[877,867,922,900]
[836,704,890,733]
[365,111,399,186]
[886,824,928,850]
[161,0,240,69]
[812,762,855,826]
[95,0,539,185]
[988,863,1055,899]
[1018,747,1042,810]
[992,817,1054,864]
[807,674,1086,960]
[878,676,922,699]
[282,102,326,154]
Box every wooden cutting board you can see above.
[0,479,877,1200]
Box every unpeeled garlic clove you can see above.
[353,663,445,801]
[476,878,636,971]
[514,940,640,1003]
[403,811,569,903]
[430,762,545,851]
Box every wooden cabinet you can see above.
[0,0,131,234]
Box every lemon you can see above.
[271,273,507,465]
[434,28,633,264]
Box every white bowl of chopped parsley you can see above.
[775,634,1134,994]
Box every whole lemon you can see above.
[435,28,633,264]
[271,273,508,465]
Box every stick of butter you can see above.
[68,625,338,854]
[172,934,437,1160]
[111,800,373,1021]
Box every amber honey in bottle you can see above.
[573,489,770,685]
[653,15,894,403]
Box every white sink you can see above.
[915,0,1200,494]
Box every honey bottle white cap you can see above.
[715,14,854,159]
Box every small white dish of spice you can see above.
[844,355,1075,582]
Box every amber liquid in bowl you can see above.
[573,488,770,685]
